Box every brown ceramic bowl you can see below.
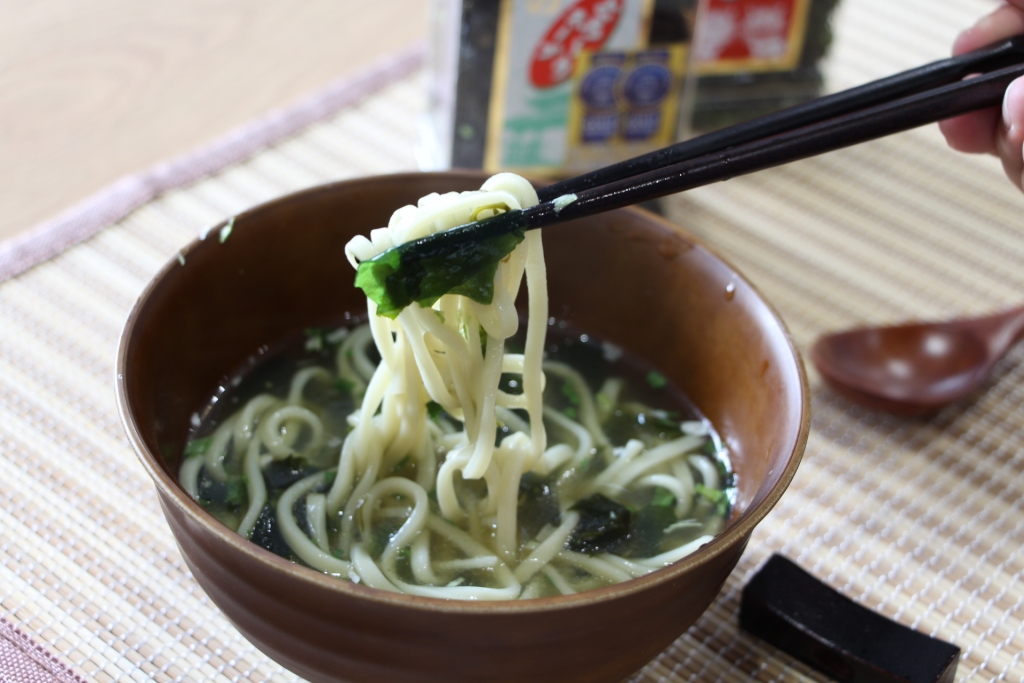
[116,171,808,683]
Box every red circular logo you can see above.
[529,0,625,88]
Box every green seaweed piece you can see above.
[354,211,528,318]
[184,437,212,458]
[696,483,729,517]
[561,381,581,406]
[225,479,246,507]
[651,487,675,509]
[646,371,668,389]
[568,494,633,555]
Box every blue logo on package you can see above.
[582,112,619,142]
[623,63,671,107]
[579,65,621,142]
[579,65,620,109]
[623,110,662,140]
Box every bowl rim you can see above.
[115,170,810,615]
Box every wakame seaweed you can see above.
[264,456,319,490]
[182,316,735,599]
[568,494,634,555]
[354,211,527,318]
[517,472,561,539]
[251,504,293,559]
[625,503,677,558]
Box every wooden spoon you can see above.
[810,304,1024,416]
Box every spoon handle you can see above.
[998,305,1024,350]
[955,304,1024,358]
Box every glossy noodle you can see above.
[180,174,734,600]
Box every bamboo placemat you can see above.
[2,0,1022,681]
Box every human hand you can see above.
[939,1,1024,189]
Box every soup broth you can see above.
[181,321,735,599]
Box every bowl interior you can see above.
[121,173,805,526]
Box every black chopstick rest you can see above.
[740,555,960,683]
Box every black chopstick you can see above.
[522,61,1024,228]
[359,36,1024,310]
[538,34,1024,202]
[420,58,1024,250]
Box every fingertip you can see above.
[1004,77,1024,140]
[953,6,1024,55]
[951,28,979,56]
[940,109,1001,154]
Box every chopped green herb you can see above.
[398,546,412,561]
[646,371,668,389]
[426,401,444,421]
[695,483,723,503]
[696,483,729,517]
[392,455,411,474]
[651,487,675,508]
[596,392,614,413]
[334,378,355,394]
[332,548,346,560]
[323,470,337,486]
[219,217,235,243]
[184,437,213,458]
[434,310,446,324]
[561,381,581,406]
[225,480,246,507]
[563,406,578,420]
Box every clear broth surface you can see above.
[182,319,736,598]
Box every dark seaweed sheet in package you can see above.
[451,0,501,169]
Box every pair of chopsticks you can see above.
[540,34,1024,207]
[357,35,1024,313]
[409,34,1024,256]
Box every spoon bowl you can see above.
[811,305,1024,416]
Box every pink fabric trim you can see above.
[0,617,87,683]
[0,43,427,283]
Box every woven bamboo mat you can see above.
[2,0,1023,680]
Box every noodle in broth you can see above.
[181,174,734,600]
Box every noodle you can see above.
[180,173,734,600]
